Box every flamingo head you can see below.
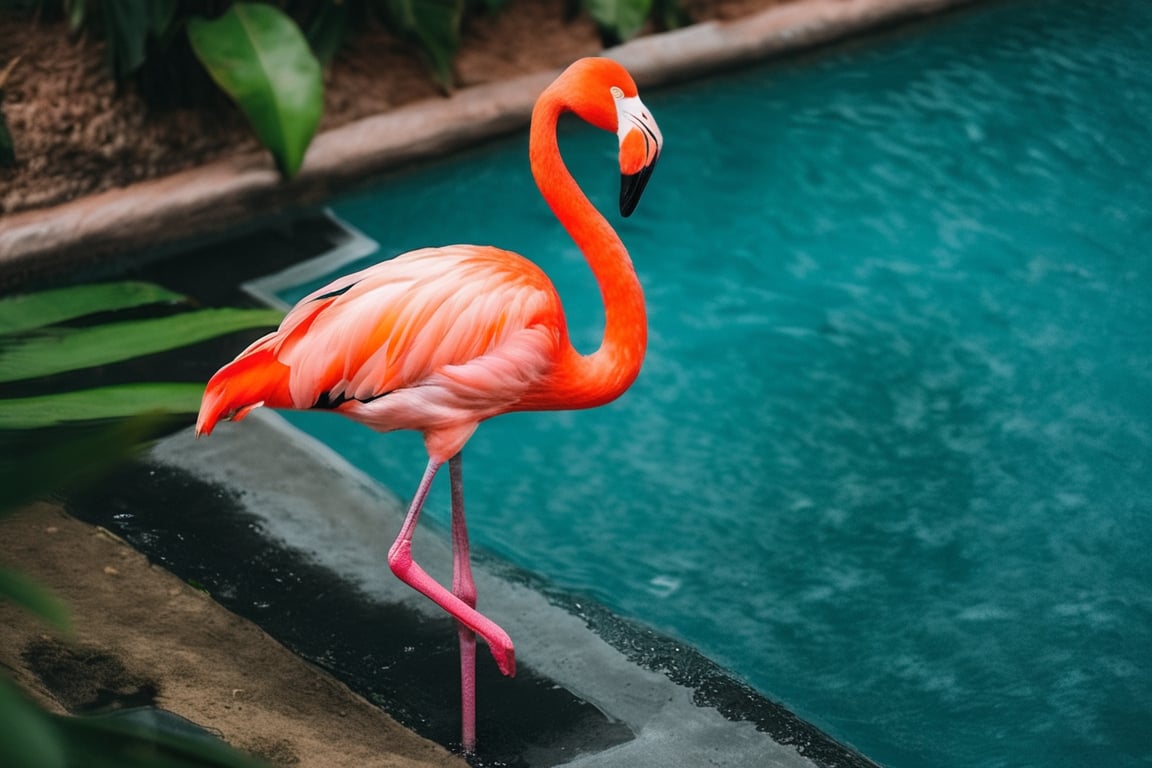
[557,58,664,217]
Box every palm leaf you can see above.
[0,282,185,336]
[0,309,281,384]
[0,383,206,430]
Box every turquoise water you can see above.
[276,1,1152,765]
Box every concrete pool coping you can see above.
[139,408,878,767]
[0,0,977,290]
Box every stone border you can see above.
[0,0,975,288]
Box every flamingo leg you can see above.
[448,454,478,753]
[384,460,516,732]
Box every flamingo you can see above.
[195,56,662,753]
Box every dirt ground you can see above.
[0,502,465,767]
[0,0,787,216]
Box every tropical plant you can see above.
[2,0,685,177]
[0,279,281,767]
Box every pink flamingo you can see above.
[196,57,662,753]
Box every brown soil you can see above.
[0,0,787,216]
[0,503,462,767]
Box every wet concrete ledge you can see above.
[0,0,977,290]
[64,408,880,768]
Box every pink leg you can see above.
[449,454,478,753]
[386,458,517,740]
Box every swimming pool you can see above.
[257,1,1151,765]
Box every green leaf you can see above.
[0,282,186,336]
[306,1,350,66]
[102,0,152,79]
[0,677,268,768]
[0,383,206,429]
[583,0,653,42]
[0,308,282,384]
[53,711,268,768]
[148,0,178,37]
[0,680,65,768]
[0,568,71,633]
[654,0,689,30]
[188,3,324,177]
[64,0,88,33]
[371,0,464,91]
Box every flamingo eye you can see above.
[610,85,624,100]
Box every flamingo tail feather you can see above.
[195,346,292,436]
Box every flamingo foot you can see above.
[389,455,516,754]
[495,643,517,678]
[387,540,517,676]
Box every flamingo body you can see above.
[196,56,662,754]
[198,245,569,461]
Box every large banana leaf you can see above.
[188,3,323,177]
[0,281,185,336]
[0,308,281,384]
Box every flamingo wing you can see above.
[197,245,564,443]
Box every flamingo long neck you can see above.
[526,91,648,410]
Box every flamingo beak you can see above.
[617,95,662,217]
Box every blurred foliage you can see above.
[0,275,279,527]
[1,0,688,175]
[0,56,17,167]
[0,679,271,768]
[0,279,280,767]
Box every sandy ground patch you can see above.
[0,502,464,768]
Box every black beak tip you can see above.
[620,158,658,218]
